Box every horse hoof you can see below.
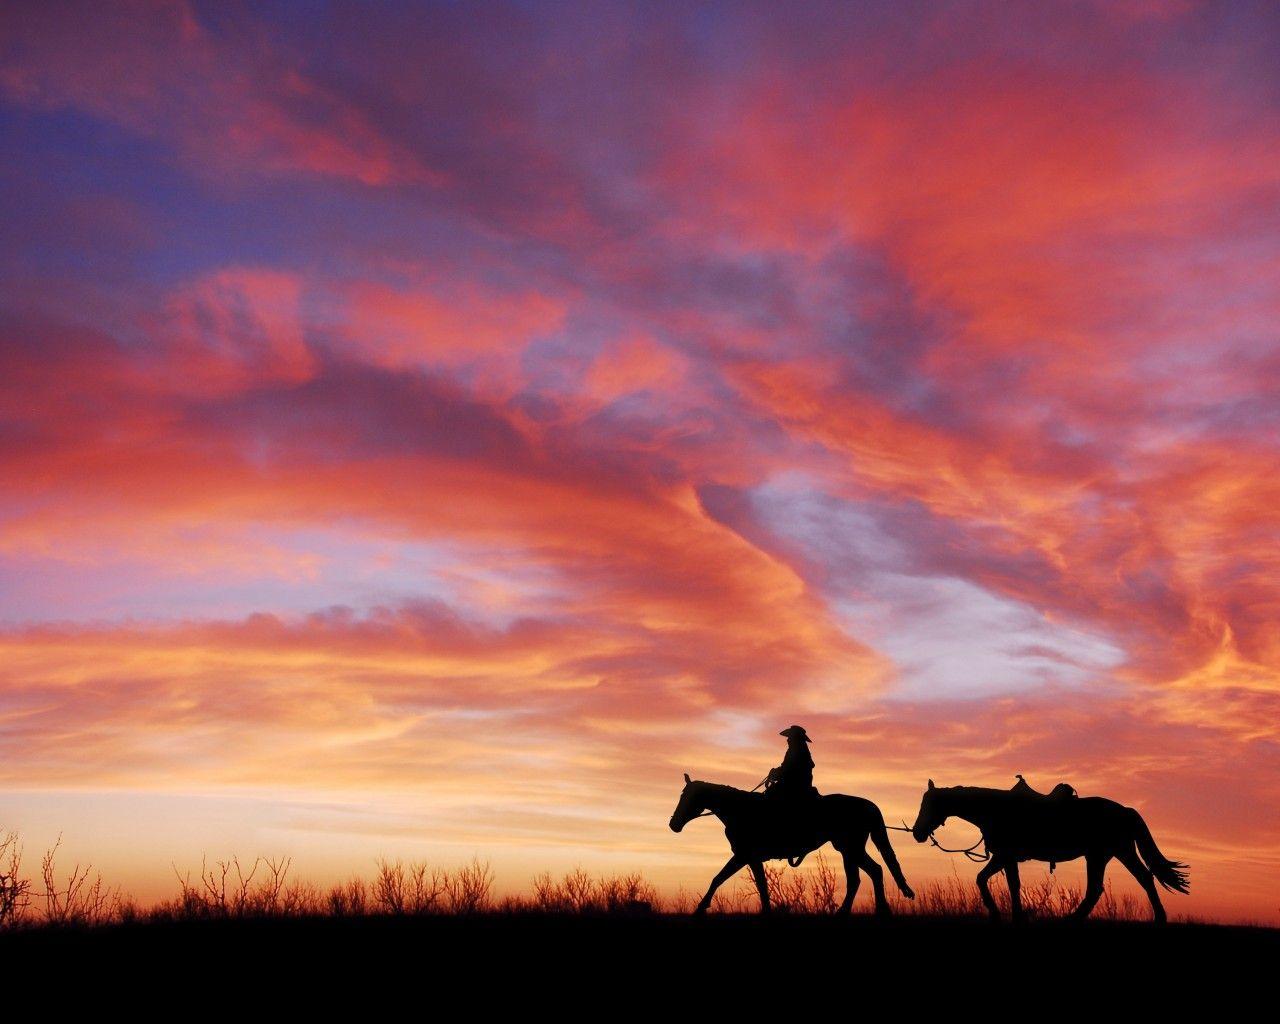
[902,887,916,900]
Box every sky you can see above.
[1,0,1278,921]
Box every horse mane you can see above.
[947,785,1012,798]
[689,780,761,800]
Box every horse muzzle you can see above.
[669,816,684,833]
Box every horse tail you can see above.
[1131,809,1190,894]
[869,807,915,898]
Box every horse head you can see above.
[669,773,704,833]
[911,779,949,843]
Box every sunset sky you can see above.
[1,1,1278,921]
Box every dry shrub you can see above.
[372,859,422,914]
[598,871,658,913]
[40,836,122,926]
[328,877,368,917]
[0,831,30,927]
[163,855,304,919]
[530,868,658,914]
[666,887,696,914]
[446,859,493,914]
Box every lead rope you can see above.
[886,820,991,862]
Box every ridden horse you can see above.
[669,775,915,914]
[910,779,1189,923]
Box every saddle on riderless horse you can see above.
[1011,773,1077,801]
[1010,773,1078,871]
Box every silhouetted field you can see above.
[0,833,1204,925]
[2,833,1275,1007]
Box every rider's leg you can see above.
[976,858,1003,921]
[1005,861,1024,923]
[1071,852,1110,920]
[858,850,888,916]
[837,846,861,914]
[1115,844,1166,924]
[748,861,771,914]
[695,855,745,915]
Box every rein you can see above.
[886,820,991,863]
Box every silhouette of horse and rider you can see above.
[669,726,1189,922]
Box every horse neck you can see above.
[942,787,999,832]
[697,783,752,822]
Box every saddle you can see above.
[1011,774,1077,800]
[1011,776,1076,872]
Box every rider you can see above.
[765,725,818,800]
[765,725,819,860]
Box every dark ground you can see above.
[6,913,1274,1010]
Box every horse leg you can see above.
[1005,861,1024,923]
[976,858,1004,921]
[1071,852,1110,921]
[837,845,861,914]
[694,855,745,915]
[748,861,771,914]
[1116,844,1166,924]
[858,850,889,917]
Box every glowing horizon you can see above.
[1,1,1278,922]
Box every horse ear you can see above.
[927,779,935,790]
[683,772,691,784]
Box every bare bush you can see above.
[0,831,30,928]
[666,886,696,914]
[809,853,840,914]
[373,859,408,914]
[530,867,598,912]
[163,855,306,919]
[328,877,368,917]
[281,879,322,916]
[373,859,450,914]
[528,868,657,914]
[561,866,599,913]
[447,859,493,914]
[40,836,121,926]
[409,862,448,913]
[531,871,562,912]
[258,857,292,915]
[598,871,658,913]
